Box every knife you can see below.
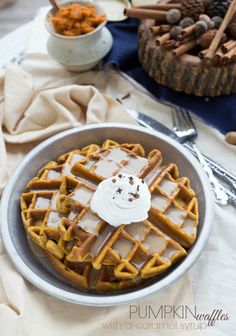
[118,70,236,190]
[127,109,236,206]
[127,109,236,186]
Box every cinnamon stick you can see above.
[156,33,171,46]
[181,24,196,38]
[124,8,167,21]
[222,45,236,64]
[160,24,172,33]
[150,26,161,34]
[199,48,209,59]
[136,4,182,11]
[163,39,176,49]
[149,25,172,34]
[172,40,197,57]
[205,0,236,61]
[221,40,236,53]
[173,36,193,49]
[150,24,171,34]
[213,48,225,64]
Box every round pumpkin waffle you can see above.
[20,140,198,292]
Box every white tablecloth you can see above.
[0,3,236,336]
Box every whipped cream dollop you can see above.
[90,173,151,227]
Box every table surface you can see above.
[0,0,48,38]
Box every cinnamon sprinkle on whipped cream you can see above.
[90,173,151,227]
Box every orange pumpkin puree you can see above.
[51,3,106,36]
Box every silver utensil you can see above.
[170,107,230,205]
[171,107,198,142]
[170,106,236,193]
[193,142,236,206]
[127,109,236,207]
[118,70,236,191]
[191,143,228,205]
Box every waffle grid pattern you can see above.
[21,140,198,292]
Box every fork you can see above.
[117,70,236,193]
[170,106,236,189]
[171,107,233,205]
[172,107,198,142]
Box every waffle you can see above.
[20,140,198,292]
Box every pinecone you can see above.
[198,29,217,49]
[206,0,232,18]
[199,29,217,47]
[178,0,205,21]
[199,29,227,47]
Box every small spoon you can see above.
[49,0,60,13]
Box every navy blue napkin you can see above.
[104,19,236,134]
